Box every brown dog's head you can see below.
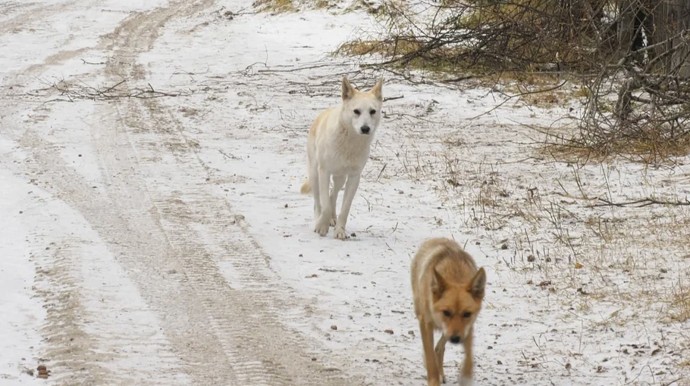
[431,267,486,344]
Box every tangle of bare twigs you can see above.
[359,0,690,159]
[33,79,189,102]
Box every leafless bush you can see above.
[580,52,690,159]
[363,0,690,159]
[365,0,611,72]
[579,2,690,159]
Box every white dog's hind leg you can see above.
[314,167,332,236]
[334,173,360,240]
[309,165,321,220]
[330,175,346,226]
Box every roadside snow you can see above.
[136,3,690,385]
[0,155,45,385]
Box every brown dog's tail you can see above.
[300,180,311,194]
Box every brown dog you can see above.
[411,238,486,386]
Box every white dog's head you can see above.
[340,76,383,136]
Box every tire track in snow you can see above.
[0,1,75,34]
[94,1,362,384]
[15,129,192,385]
[0,1,190,384]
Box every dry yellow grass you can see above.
[668,285,690,322]
[253,0,295,12]
[543,133,690,164]
[337,38,423,57]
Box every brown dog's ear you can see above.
[431,268,447,296]
[370,79,383,101]
[342,76,355,100]
[469,268,486,300]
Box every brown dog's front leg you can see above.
[460,331,474,386]
[420,320,441,386]
[434,334,448,383]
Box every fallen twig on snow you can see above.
[39,79,189,102]
[593,197,690,208]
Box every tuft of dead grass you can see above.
[252,0,351,13]
[543,133,690,165]
[337,38,423,59]
[337,36,491,77]
[252,0,295,13]
[668,284,690,323]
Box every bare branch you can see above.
[593,197,690,208]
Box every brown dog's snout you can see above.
[449,335,461,344]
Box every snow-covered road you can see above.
[1,1,689,385]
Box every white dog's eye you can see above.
[353,109,361,115]
[370,109,376,115]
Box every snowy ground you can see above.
[1,0,689,385]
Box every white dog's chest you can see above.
[318,139,371,176]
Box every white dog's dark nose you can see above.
[449,335,461,344]
[360,125,370,134]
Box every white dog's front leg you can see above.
[334,173,360,240]
[314,167,331,236]
[330,175,346,226]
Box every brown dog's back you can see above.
[411,238,479,319]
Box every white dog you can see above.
[300,76,383,239]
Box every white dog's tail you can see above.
[300,180,311,194]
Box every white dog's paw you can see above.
[327,210,337,227]
[314,223,329,236]
[314,217,330,236]
[333,226,348,240]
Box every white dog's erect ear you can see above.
[469,267,486,300]
[342,76,355,100]
[371,79,383,101]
